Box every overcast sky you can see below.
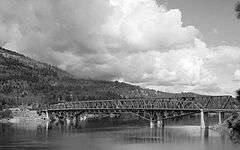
[0,0,240,96]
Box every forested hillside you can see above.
[0,47,200,108]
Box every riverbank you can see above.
[0,109,13,123]
[210,114,240,144]
[210,123,230,135]
[0,107,46,124]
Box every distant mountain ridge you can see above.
[0,47,73,79]
[0,47,201,108]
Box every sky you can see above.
[166,0,240,47]
[0,0,240,96]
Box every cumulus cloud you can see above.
[0,0,239,95]
[234,70,240,81]
[213,28,219,34]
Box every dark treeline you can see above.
[235,1,240,19]
[236,89,240,104]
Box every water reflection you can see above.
[114,127,212,144]
[0,115,240,150]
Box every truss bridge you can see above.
[40,96,240,128]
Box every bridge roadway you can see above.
[41,96,240,128]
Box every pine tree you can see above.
[236,89,240,103]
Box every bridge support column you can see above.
[66,113,71,125]
[150,119,154,128]
[72,116,77,125]
[156,112,164,128]
[157,120,164,128]
[66,118,71,124]
[45,111,50,120]
[200,109,209,129]
[148,112,155,128]
[218,112,224,124]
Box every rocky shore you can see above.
[0,107,46,124]
[0,108,13,123]
[211,114,240,144]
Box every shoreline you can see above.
[0,108,46,124]
[210,124,230,135]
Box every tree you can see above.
[234,1,240,105]
[236,89,240,103]
[235,1,240,19]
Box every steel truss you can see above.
[42,96,240,122]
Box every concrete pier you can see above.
[72,116,77,125]
[66,117,71,124]
[150,119,155,128]
[157,120,164,128]
[156,112,165,128]
[200,109,209,129]
[218,112,224,124]
[45,111,50,120]
[148,112,155,128]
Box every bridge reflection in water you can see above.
[43,121,229,146]
[116,127,218,144]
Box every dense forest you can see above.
[0,47,201,109]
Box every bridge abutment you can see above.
[200,109,209,129]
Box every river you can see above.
[0,114,239,150]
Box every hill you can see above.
[0,47,200,108]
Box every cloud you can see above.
[103,0,199,51]
[234,69,240,81]
[213,28,219,34]
[0,0,239,95]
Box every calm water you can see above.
[0,114,240,150]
